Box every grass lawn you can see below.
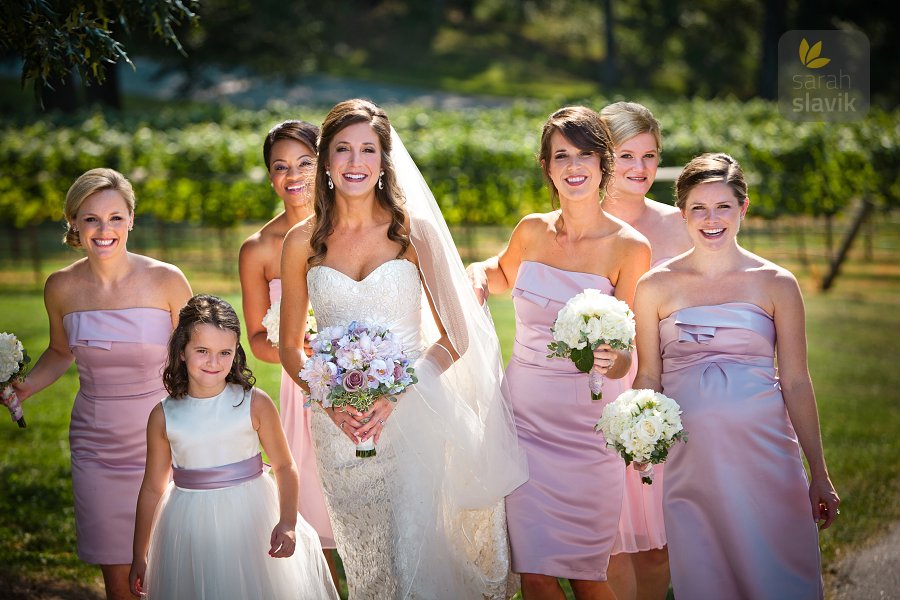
[1,221,898,597]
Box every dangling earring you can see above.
[71,224,78,233]
[326,170,334,190]
[378,171,384,190]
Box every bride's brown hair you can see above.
[308,99,409,267]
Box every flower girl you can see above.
[129,294,337,599]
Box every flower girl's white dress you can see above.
[143,383,337,599]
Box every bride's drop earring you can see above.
[378,171,384,190]
[326,171,334,190]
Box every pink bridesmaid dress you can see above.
[660,303,823,599]
[613,256,672,554]
[504,261,626,581]
[268,279,335,548]
[63,308,172,564]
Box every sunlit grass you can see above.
[1,221,898,595]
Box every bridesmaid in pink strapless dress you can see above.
[468,106,651,598]
[659,303,823,599]
[63,308,173,564]
[268,279,335,548]
[6,168,194,599]
[631,153,838,600]
[504,261,629,580]
[237,120,336,557]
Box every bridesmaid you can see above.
[469,106,650,599]
[600,101,690,600]
[632,153,839,599]
[237,120,338,581]
[7,168,192,600]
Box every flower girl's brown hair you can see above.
[163,295,255,399]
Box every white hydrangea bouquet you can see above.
[0,332,30,428]
[546,290,635,400]
[299,320,417,458]
[262,304,316,347]
[261,301,281,346]
[595,388,687,484]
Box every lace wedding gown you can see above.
[307,258,514,599]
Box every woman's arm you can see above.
[129,403,173,596]
[631,274,665,393]
[162,265,193,328]
[252,388,299,558]
[239,236,281,363]
[771,270,840,529]
[11,273,75,403]
[602,234,651,380]
[278,225,312,390]
[466,218,530,303]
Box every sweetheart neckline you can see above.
[308,258,416,284]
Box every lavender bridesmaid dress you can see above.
[660,303,823,599]
[613,256,672,554]
[268,279,335,548]
[505,261,626,581]
[63,308,172,564]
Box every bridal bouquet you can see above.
[299,320,417,457]
[0,332,30,428]
[546,290,635,400]
[595,389,687,484]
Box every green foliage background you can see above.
[1,100,897,235]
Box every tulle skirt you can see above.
[144,474,337,600]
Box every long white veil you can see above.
[385,128,527,597]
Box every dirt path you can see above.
[828,521,900,599]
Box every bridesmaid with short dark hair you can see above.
[632,153,838,599]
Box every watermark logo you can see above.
[778,30,869,122]
[798,39,830,69]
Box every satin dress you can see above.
[504,261,627,581]
[63,307,171,564]
[660,303,823,599]
[613,256,672,554]
[268,278,335,548]
[144,384,337,599]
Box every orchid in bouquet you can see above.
[0,332,30,428]
[595,388,687,484]
[546,289,635,400]
[299,320,417,458]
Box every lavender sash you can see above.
[172,453,263,490]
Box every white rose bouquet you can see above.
[0,332,30,428]
[299,320,417,458]
[546,289,635,400]
[595,388,687,484]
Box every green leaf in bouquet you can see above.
[570,346,594,373]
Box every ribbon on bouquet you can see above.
[1,388,26,428]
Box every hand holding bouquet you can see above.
[0,332,30,428]
[547,290,635,400]
[299,320,417,457]
[595,388,687,484]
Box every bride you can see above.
[279,99,528,599]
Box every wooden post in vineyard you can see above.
[821,196,874,291]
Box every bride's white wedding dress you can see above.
[307,258,514,599]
